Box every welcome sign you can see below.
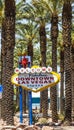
[11,66,60,92]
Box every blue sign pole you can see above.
[18,55,32,124]
[28,91,32,125]
[19,56,23,123]
[0,85,3,93]
[19,86,23,123]
[27,56,32,125]
[0,85,3,119]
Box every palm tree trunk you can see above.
[60,49,65,115]
[5,44,14,125]
[39,23,48,118]
[71,43,74,121]
[50,14,58,122]
[62,0,72,124]
[15,87,19,112]
[5,16,15,125]
[1,0,15,125]
[1,18,7,121]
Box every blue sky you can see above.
[16,0,31,4]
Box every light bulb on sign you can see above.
[14,68,20,74]
[42,67,46,73]
[36,67,42,73]
[47,67,52,73]
[20,68,26,73]
[26,68,31,73]
[31,68,36,73]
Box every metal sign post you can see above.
[28,91,32,125]
[0,85,3,119]
[19,86,23,123]
[19,56,23,123]
[0,85,3,94]
[18,55,32,124]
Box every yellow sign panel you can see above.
[11,67,60,92]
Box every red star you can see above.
[22,58,28,68]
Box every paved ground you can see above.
[0,125,74,130]
[62,126,74,130]
[0,118,74,130]
[54,126,74,130]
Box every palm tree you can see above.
[0,0,7,121]
[58,32,65,115]
[39,20,48,118]
[40,0,62,122]
[71,23,74,121]
[62,0,72,125]
[71,40,74,121]
[60,47,65,115]
[1,18,7,121]
[32,0,51,118]
[38,0,63,122]
[50,12,58,122]
[1,0,15,125]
